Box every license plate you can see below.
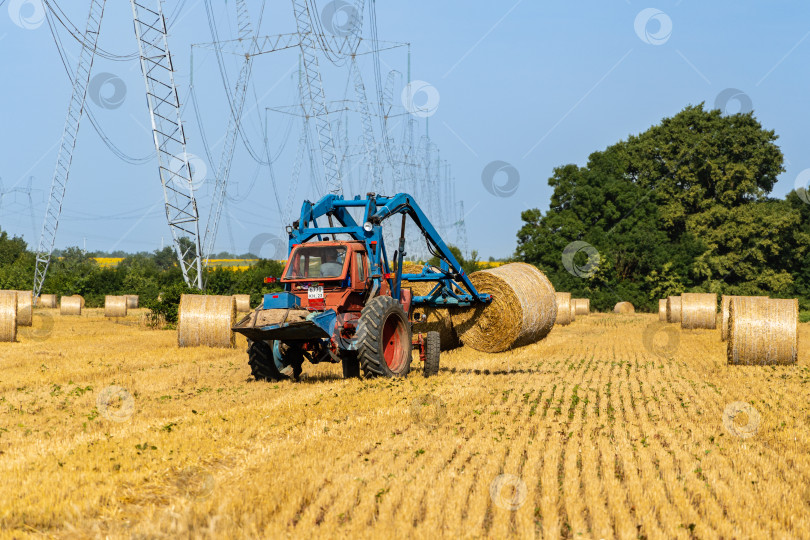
[307,286,324,300]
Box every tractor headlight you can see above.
[363,221,373,232]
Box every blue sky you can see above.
[1,1,808,259]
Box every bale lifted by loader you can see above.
[232,192,492,380]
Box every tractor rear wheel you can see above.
[247,339,302,381]
[357,296,412,378]
[423,331,440,377]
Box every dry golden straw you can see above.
[613,302,635,314]
[573,298,590,315]
[38,294,57,308]
[666,296,682,323]
[105,296,128,318]
[126,295,139,309]
[451,262,556,353]
[233,294,252,313]
[658,299,667,321]
[720,295,766,341]
[569,302,576,323]
[555,292,572,326]
[178,294,236,348]
[61,296,82,316]
[728,297,798,365]
[13,290,32,327]
[681,293,717,330]
[0,290,17,342]
[403,264,459,350]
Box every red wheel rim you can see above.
[382,314,405,371]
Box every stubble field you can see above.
[1,309,809,539]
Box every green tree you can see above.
[46,247,100,297]
[515,104,799,311]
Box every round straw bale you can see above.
[38,294,57,308]
[573,298,590,315]
[720,295,766,341]
[13,290,32,327]
[178,294,236,348]
[450,262,556,353]
[666,296,682,323]
[658,299,667,321]
[402,264,459,350]
[613,302,635,314]
[61,296,82,316]
[681,293,717,330]
[68,295,85,308]
[0,290,17,342]
[555,292,572,326]
[105,296,128,318]
[233,294,251,313]
[569,302,576,323]
[125,295,139,309]
[728,297,798,365]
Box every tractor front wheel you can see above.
[247,339,302,381]
[423,331,441,377]
[357,296,412,378]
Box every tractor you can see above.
[233,192,491,379]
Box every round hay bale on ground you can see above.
[555,292,572,326]
[666,296,682,323]
[720,295,766,341]
[178,294,236,348]
[125,295,139,309]
[658,299,667,321]
[613,302,635,314]
[13,290,32,327]
[681,293,717,330]
[573,298,590,315]
[0,290,17,342]
[38,294,57,308]
[450,262,556,353]
[569,302,576,323]
[105,296,128,318]
[402,263,459,350]
[728,297,798,365]
[61,296,82,316]
[233,294,251,313]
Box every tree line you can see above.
[515,104,810,313]
[0,238,284,321]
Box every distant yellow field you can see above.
[93,257,125,268]
[90,258,263,270]
[89,258,505,271]
[1,311,808,537]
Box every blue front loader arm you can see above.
[288,193,491,308]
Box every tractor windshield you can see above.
[285,245,348,280]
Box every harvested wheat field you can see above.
[1,310,809,538]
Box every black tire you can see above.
[247,340,303,381]
[423,331,440,377]
[341,351,361,379]
[247,339,285,381]
[357,296,412,378]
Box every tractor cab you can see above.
[281,241,370,311]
